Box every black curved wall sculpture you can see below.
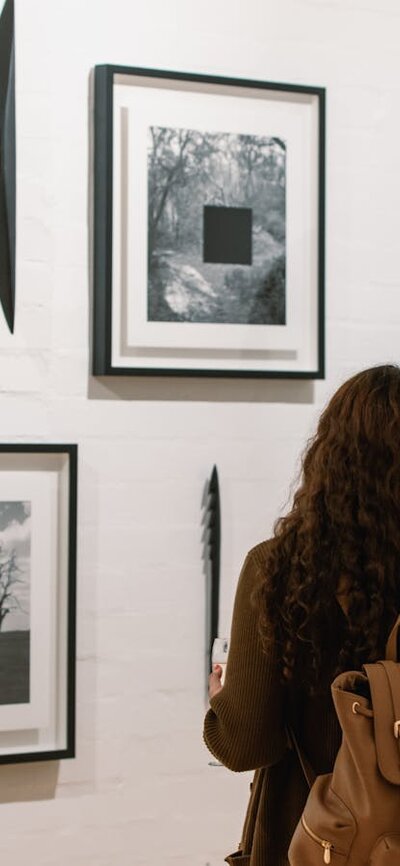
[0,0,15,333]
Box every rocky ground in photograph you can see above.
[148,230,285,325]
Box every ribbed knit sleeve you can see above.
[203,543,287,772]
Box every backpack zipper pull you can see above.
[301,816,334,863]
[323,842,332,864]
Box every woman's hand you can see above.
[208,664,224,700]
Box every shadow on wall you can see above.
[0,761,59,803]
[87,376,315,403]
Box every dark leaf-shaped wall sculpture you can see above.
[0,0,15,332]
[205,465,221,681]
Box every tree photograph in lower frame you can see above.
[0,501,30,705]
[147,126,286,326]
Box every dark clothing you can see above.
[203,541,343,866]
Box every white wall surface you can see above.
[0,0,399,863]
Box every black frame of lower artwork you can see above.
[93,65,325,379]
[0,444,77,765]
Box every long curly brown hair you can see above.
[255,364,400,694]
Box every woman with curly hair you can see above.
[203,364,400,866]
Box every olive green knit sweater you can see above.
[203,542,343,866]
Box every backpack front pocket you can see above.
[288,775,355,865]
[369,835,400,864]
[302,815,340,863]
[289,814,345,864]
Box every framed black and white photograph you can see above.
[93,66,325,378]
[0,444,77,764]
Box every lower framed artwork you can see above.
[0,444,77,764]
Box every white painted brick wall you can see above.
[0,0,398,862]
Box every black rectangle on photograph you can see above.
[203,206,252,265]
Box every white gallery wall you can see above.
[0,0,399,863]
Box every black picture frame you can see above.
[93,65,325,379]
[0,444,77,765]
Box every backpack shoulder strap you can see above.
[385,613,400,661]
[286,725,316,790]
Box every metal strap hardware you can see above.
[351,700,373,718]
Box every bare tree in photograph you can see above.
[0,547,24,630]
[147,125,286,326]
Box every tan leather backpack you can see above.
[288,615,400,865]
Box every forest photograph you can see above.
[147,125,286,327]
